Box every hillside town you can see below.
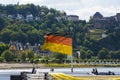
[1,12,79,22]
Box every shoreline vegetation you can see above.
[0,63,120,69]
[45,63,120,68]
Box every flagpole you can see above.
[71,55,73,72]
[70,27,73,72]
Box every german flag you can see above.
[42,33,72,55]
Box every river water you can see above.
[0,67,120,80]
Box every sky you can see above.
[0,0,120,21]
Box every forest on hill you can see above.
[0,4,120,59]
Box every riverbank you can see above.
[0,63,120,69]
[0,63,45,69]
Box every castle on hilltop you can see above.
[90,12,120,29]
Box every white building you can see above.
[67,15,79,21]
[26,14,34,22]
[102,33,107,38]
[8,15,15,19]
[16,14,24,20]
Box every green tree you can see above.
[52,53,67,63]
[20,52,27,62]
[11,30,28,44]
[27,29,40,45]
[80,50,86,59]
[0,16,5,30]
[1,50,14,62]
[26,50,34,59]
[109,50,120,59]
[0,57,4,62]
[0,29,13,43]
[97,48,109,59]
[5,4,16,15]
[86,50,93,59]
[0,43,8,55]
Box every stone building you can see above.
[93,12,103,20]
[116,13,120,22]
[91,12,120,29]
